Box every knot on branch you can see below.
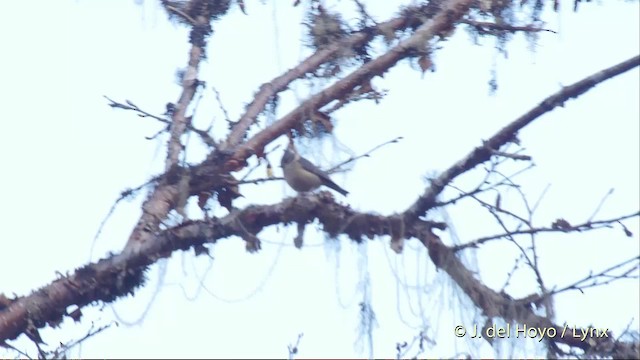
[389,214,406,254]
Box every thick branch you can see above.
[222,33,371,149]
[2,189,636,356]
[418,228,639,357]
[121,0,477,257]
[222,2,459,149]
[123,13,211,254]
[0,192,443,343]
[223,0,475,167]
[403,54,640,223]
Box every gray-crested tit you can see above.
[280,144,349,196]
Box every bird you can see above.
[280,144,349,196]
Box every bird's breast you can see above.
[283,163,322,192]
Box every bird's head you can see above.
[280,146,297,168]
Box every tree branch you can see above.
[221,2,458,149]
[122,7,212,254]
[453,211,640,251]
[223,0,476,167]
[403,54,640,223]
[417,226,639,358]
[0,192,444,343]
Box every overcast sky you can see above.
[1,0,638,358]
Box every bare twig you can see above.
[461,19,557,34]
[530,183,551,214]
[435,162,534,207]
[403,54,640,222]
[90,173,167,261]
[48,322,114,359]
[329,136,403,172]
[500,254,525,292]
[453,211,640,251]
[227,0,476,162]
[238,144,283,182]
[352,0,378,27]
[287,332,304,360]
[461,186,532,226]
[123,5,214,253]
[212,86,232,124]
[104,96,216,147]
[163,3,197,25]
[105,96,171,124]
[489,149,532,161]
[587,188,615,222]
[546,256,639,297]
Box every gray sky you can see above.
[1,0,638,358]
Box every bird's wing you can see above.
[299,156,348,195]
[298,156,332,181]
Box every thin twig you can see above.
[104,96,217,147]
[461,19,557,34]
[212,86,232,124]
[587,188,614,222]
[164,4,197,25]
[329,136,403,172]
[454,211,640,251]
[404,54,640,221]
[287,332,304,360]
[547,256,639,297]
